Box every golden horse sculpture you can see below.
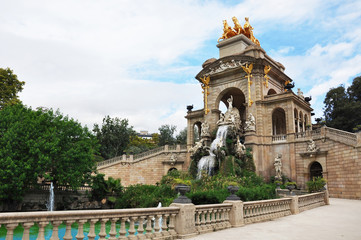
[218,16,260,46]
[217,20,237,43]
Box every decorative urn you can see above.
[173,184,192,203]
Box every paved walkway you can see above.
[189,198,361,240]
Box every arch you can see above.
[168,167,178,173]
[267,89,277,95]
[272,108,286,135]
[309,161,323,180]
[215,87,246,120]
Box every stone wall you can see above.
[97,145,189,186]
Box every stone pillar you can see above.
[290,196,299,214]
[169,203,197,239]
[324,190,330,205]
[223,200,244,227]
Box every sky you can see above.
[1,0,361,134]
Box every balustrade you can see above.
[243,198,292,224]
[0,207,179,240]
[298,192,325,212]
[194,203,232,234]
[272,134,287,142]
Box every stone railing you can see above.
[243,198,292,224]
[194,203,232,234]
[298,191,326,213]
[0,207,179,240]
[97,145,187,168]
[295,131,307,139]
[272,134,287,142]
[0,192,329,239]
[323,127,357,146]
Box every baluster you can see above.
[153,215,162,238]
[128,217,137,240]
[22,222,34,240]
[50,221,62,240]
[98,218,109,240]
[168,213,177,236]
[162,214,170,237]
[5,223,18,240]
[63,220,75,240]
[210,209,216,229]
[219,209,226,229]
[145,215,153,239]
[137,216,145,240]
[87,219,98,240]
[38,221,49,240]
[76,219,87,240]
[225,208,231,228]
[205,210,211,230]
[118,217,127,240]
[200,210,207,231]
[195,210,201,233]
[213,209,220,230]
[108,218,118,240]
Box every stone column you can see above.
[324,190,330,205]
[290,196,299,214]
[223,200,244,227]
[169,203,197,239]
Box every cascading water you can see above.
[46,182,55,211]
[197,125,229,178]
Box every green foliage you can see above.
[306,177,327,193]
[90,174,123,202]
[187,189,229,205]
[176,127,187,144]
[323,77,361,132]
[0,104,98,203]
[0,67,25,109]
[124,135,157,155]
[237,185,277,201]
[158,124,177,146]
[115,184,177,208]
[93,116,136,159]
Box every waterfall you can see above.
[197,125,229,178]
[46,182,55,211]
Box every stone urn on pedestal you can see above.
[173,184,192,204]
[226,185,240,201]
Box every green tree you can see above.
[93,116,136,159]
[323,77,361,132]
[124,135,157,154]
[0,104,98,204]
[158,124,176,146]
[0,68,25,109]
[176,127,187,144]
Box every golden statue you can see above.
[232,16,244,35]
[242,63,254,107]
[217,20,237,43]
[263,65,271,88]
[200,75,211,115]
[243,17,260,46]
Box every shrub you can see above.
[187,189,229,205]
[237,185,276,201]
[306,177,327,193]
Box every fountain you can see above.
[191,95,249,178]
[46,182,55,211]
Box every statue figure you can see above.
[217,20,237,43]
[188,139,205,155]
[201,121,210,137]
[235,136,246,157]
[169,154,177,166]
[232,16,244,35]
[245,113,256,131]
[307,139,318,152]
[217,113,225,125]
[243,17,260,46]
[227,95,234,110]
[297,88,304,98]
[274,154,282,180]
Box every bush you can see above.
[187,189,229,205]
[237,185,276,201]
[306,177,327,193]
[115,184,176,208]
